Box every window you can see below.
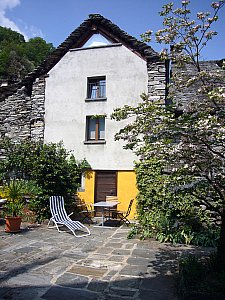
[87,76,106,100]
[77,173,85,192]
[82,34,112,48]
[85,116,105,143]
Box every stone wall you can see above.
[0,86,30,142]
[0,76,45,143]
[147,60,166,103]
[30,76,45,141]
[171,60,225,110]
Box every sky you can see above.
[0,0,224,60]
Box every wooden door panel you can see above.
[95,171,117,215]
[95,171,117,202]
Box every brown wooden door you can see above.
[95,171,117,215]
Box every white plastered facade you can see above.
[44,43,148,170]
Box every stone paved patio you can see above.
[0,221,209,300]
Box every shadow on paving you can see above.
[1,221,209,299]
[0,276,178,300]
[0,248,179,300]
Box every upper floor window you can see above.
[85,116,106,144]
[86,76,106,100]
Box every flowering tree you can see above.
[112,1,225,270]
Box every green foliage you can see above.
[0,139,90,220]
[127,225,139,239]
[179,255,206,285]
[0,179,40,217]
[0,27,25,44]
[192,230,220,248]
[0,26,54,81]
[0,138,36,180]
[24,37,54,66]
[178,254,225,297]
[179,254,211,297]
[134,158,219,246]
[4,200,23,217]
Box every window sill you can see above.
[84,140,106,145]
[85,97,107,102]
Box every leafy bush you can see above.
[135,158,219,246]
[179,255,205,286]
[178,254,225,298]
[0,139,89,220]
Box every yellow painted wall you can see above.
[77,170,138,220]
[77,170,95,205]
[117,171,138,220]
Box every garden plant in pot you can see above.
[0,179,40,233]
[1,180,24,233]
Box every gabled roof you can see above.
[0,14,159,101]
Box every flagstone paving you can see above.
[0,221,210,300]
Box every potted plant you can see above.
[0,180,25,232]
[0,179,40,233]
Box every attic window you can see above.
[82,33,112,48]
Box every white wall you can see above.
[44,44,148,170]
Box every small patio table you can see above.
[93,201,119,227]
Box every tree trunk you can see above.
[216,208,225,271]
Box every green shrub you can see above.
[178,254,225,297]
[0,139,90,220]
[179,255,205,286]
[134,158,220,246]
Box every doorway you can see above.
[95,171,117,215]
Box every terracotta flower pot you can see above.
[5,216,22,233]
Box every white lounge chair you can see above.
[48,196,90,237]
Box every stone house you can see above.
[0,14,166,218]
